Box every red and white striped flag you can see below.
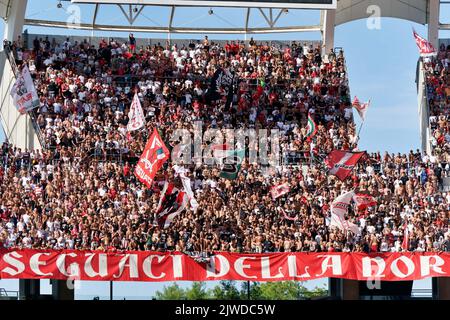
[413,29,437,57]
[352,96,371,121]
[325,150,365,181]
[270,183,290,200]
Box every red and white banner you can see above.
[270,183,290,200]
[134,128,170,188]
[325,150,365,181]
[127,93,146,131]
[353,192,377,210]
[413,29,437,57]
[1,249,449,282]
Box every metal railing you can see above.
[0,288,19,300]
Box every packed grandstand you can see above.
[0,34,449,260]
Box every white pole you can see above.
[3,0,28,43]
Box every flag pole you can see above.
[353,98,370,146]
[356,120,365,144]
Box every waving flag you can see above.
[330,191,360,235]
[352,96,371,121]
[352,192,377,210]
[220,149,245,180]
[10,65,40,114]
[156,182,188,229]
[134,128,170,188]
[127,93,146,131]
[325,150,365,181]
[413,29,437,57]
[173,165,199,212]
[305,113,317,140]
[270,183,290,200]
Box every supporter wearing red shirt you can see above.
[123,162,130,177]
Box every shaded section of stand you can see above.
[18,280,74,300]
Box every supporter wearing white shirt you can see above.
[98,187,106,197]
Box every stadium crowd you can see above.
[0,35,449,254]
[425,43,450,161]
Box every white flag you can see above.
[10,65,39,114]
[352,96,370,121]
[127,93,145,131]
[173,165,199,212]
[330,190,360,235]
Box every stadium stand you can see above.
[424,43,450,165]
[0,35,449,259]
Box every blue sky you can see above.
[1,1,450,299]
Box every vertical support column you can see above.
[19,279,40,300]
[428,0,440,49]
[342,280,360,300]
[328,278,341,299]
[432,278,450,300]
[322,9,336,56]
[328,278,360,300]
[3,0,28,43]
[51,280,75,301]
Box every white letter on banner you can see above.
[420,255,446,277]
[391,256,415,278]
[315,255,343,276]
[362,256,386,278]
[84,253,108,278]
[113,254,139,279]
[56,253,79,277]
[171,255,183,278]
[234,257,257,279]
[287,255,310,278]
[2,251,25,276]
[142,255,166,279]
[261,256,284,279]
[30,253,53,276]
[206,255,230,278]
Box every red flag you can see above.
[352,192,377,210]
[413,29,436,57]
[270,183,290,200]
[325,150,365,181]
[134,128,170,188]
